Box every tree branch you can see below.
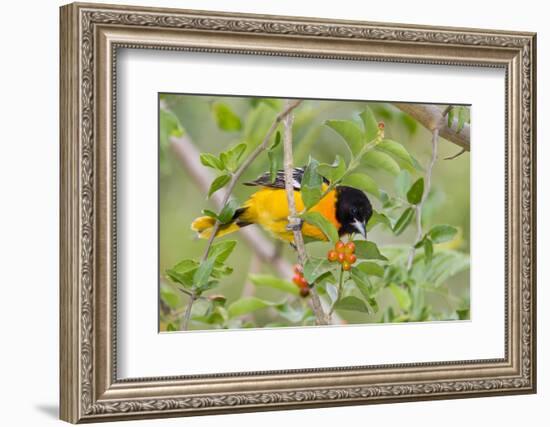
[281,100,330,326]
[393,103,470,151]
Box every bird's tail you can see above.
[191,208,249,239]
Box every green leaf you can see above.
[222,143,247,172]
[356,262,385,277]
[217,200,238,224]
[377,139,414,166]
[366,210,392,232]
[334,296,370,314]
[160,287,180,309]
[301,212,339,243]
[325,119,363,156]
[201,209,218,219]
[212,102,242,131]
[301,157,323,209]
[208,240,237,264]
[159,109,184,149]
[410,249,469,288]
[249,274,299,296]
[361,151,400,176]
[389,283,412,311]
[208,173,231,198]
[193,257,217,289]
[447,107,455,129]
[359,107,379,142]
[228,297,276,318]
[341,173,380,198]
[268,131,282,183]
[303,258,334,283]
[407,177,424,204]
[317,155,346,183]
[457,106,467,133]
[166,259,199,288]
[428,224,458,243]
[424,238,434,265]
[395,169,411,198]
[354,240,388,261]
[393,207,414,236]
[166,323,177,332]
[350,268,373,301]
[200,153,224,171]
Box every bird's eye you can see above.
[351,207,358,216]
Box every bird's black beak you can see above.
[352,219,367,239]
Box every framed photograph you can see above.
[60,2,537,423]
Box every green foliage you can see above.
[407,178,424,205]
[212,102,242,131]
[301,157,324,209]
[301,212,339,244]
[249,274,299,296]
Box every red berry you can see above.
[337,252,346,263]
[378,122,385,130]
[335,241,345,253]
[299,276,309,288]
[342,261,352,271]
[344,242,356,254]
[327,250,338,262]
[292,273,302,286]
[299,287,310,297]
[293,264,302,274]
[345,253,357,264]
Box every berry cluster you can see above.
[292,264,310,297]
[327,240,356,271]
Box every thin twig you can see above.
[329,267,345,316]
[281,100,330,326]
[406,128,440,270]
[180,293,196,330]
[444,148,467,161]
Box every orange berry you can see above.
[299,287,310,297]
[337,252,346,263]
[342,261,352,271]
[346,253,357,264]
[299,276,309,288]
[293,264,302,274]
[335,241,345,253]
[292,273,302,286]
[344,242,356,254]
[327,250,338,262]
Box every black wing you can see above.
[244,167,329,190]
[244,167,304,190]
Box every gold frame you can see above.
[60,2,537,423]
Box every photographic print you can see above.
[159,95,471,331]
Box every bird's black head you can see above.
[335,186,373,238]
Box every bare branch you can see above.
[281,100,330,326]
[393,103,470,151]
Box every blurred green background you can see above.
[159,94,470,331]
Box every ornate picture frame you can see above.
[60,2,536,423]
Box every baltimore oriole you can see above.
[191,167,373,243]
